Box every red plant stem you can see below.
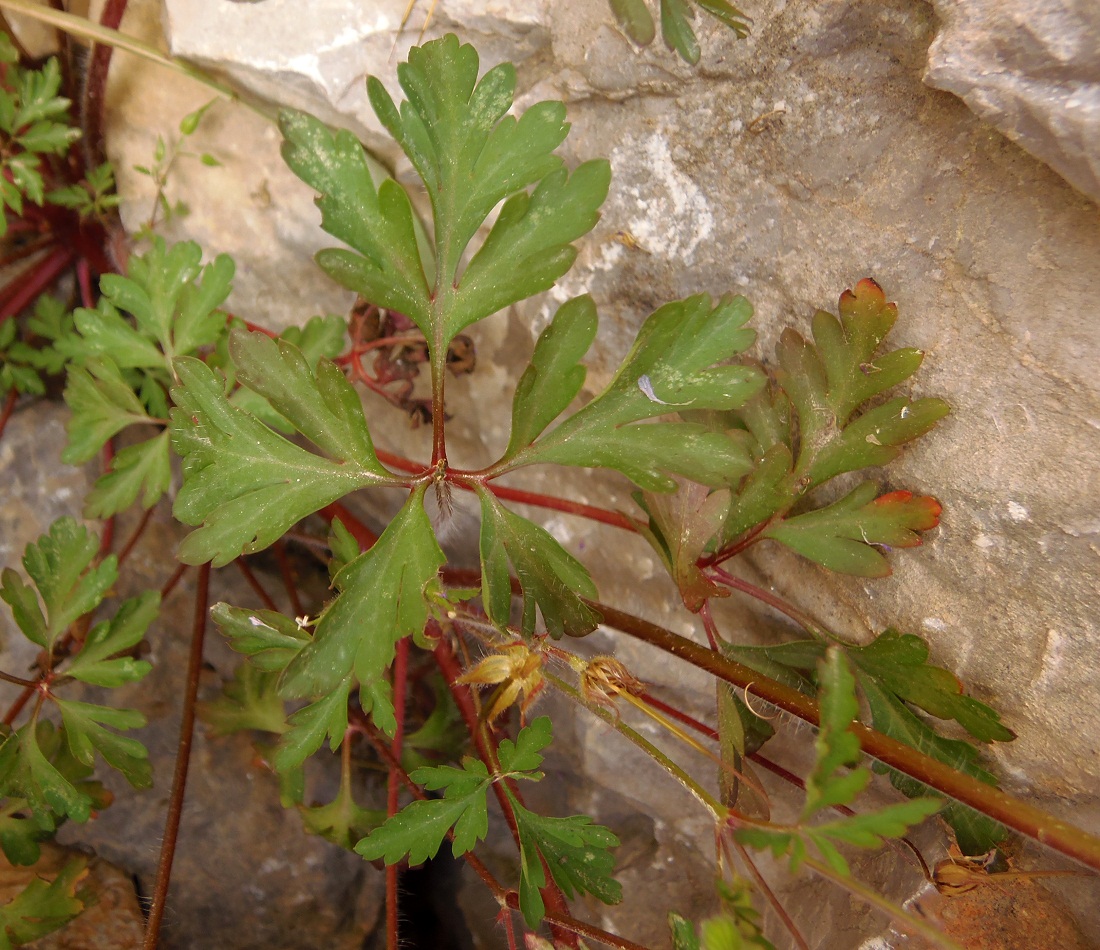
[709,565,830,639]
[385,637,410,950]
[0,388,17,441]
[160,562,189,600]
[117,506,155,565]
[82,0,129,170]
[727,837,810,950]
[597,601,1100,872]
[272,539,304,618]
[354,712,642,950]
[233,558,279,612]
[433,636,580,948]
[143,561,210,950]
[371,447,636,531]
[639,691,719,741]
[699,600,721,649]
[0,246,74,324]
[699,519,771,567]
[477,483,636,533]
[76,256,95,309]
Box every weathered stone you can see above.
[924,0,1100,205]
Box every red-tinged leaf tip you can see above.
[873,491,943,533]
[840,278,897,321]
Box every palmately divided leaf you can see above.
[512,294,764,491]
[859,676,1006,855]
[53,699,151,789]
[228,328,387,470]
[272,676,352,773]
[280,486,444,700]
[299,782,384,851]
[211,604,309,672]
[170,355,397,567]
[280,109,431,331]
[504,296,597,460]
[848,629,1014,743]
[368,35,569,283]
[63,590,159,687]
[453,160,611,339]
[62,358,154,465]
[0,518,117,651]
[763,483,942,577]
[199,664,288,737]
[356,756,491,864]
[510,800,621,928]
[84,431,171,519]
[477,488,600,638]
[0,856,86,949]
[802,648,867,821]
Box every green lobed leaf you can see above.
[0,856,86,949]
[61,358,154,465]
[199,664,288,737]
[763,482,942,577]
[63,590,159,688]
[512,294,764,491]
[299,783,385,851]
[858,676,1006,855]
[228,328,387,470]
[1,722,91,824]
[452,160,611,340]
[71,301,164,371]
[356,756,491,864]
[53,699,151,789]
[0,519,117,652]
[280,486,444,699]
[169,355,397,567]
[847,629,1014,743]
[211,604,309,672]
[477,488,600,638]
[368,35,569,284]
[280,109,431,332]
[802,648,868,821]
[496,715,553,775]
[84,431,171,519]
[272,677,352,773]
[504,296,597,461]
[510,800,622,928]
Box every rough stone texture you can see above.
[924,0,1100,205]
[2,0,1096,946]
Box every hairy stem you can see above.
[596,601,1100,873]
[144,561,210,949]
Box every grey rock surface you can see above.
[924,0,1100,204]
[2,0,1096,946]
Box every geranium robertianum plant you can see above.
[1,25,1098,950]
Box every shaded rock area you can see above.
[0,0,1096,947]
[924,0,1100,205]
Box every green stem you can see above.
[545,671,726,819]
[595,600,1100,874]
[800,855,965,950]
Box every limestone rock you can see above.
[924,0,1100,204]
